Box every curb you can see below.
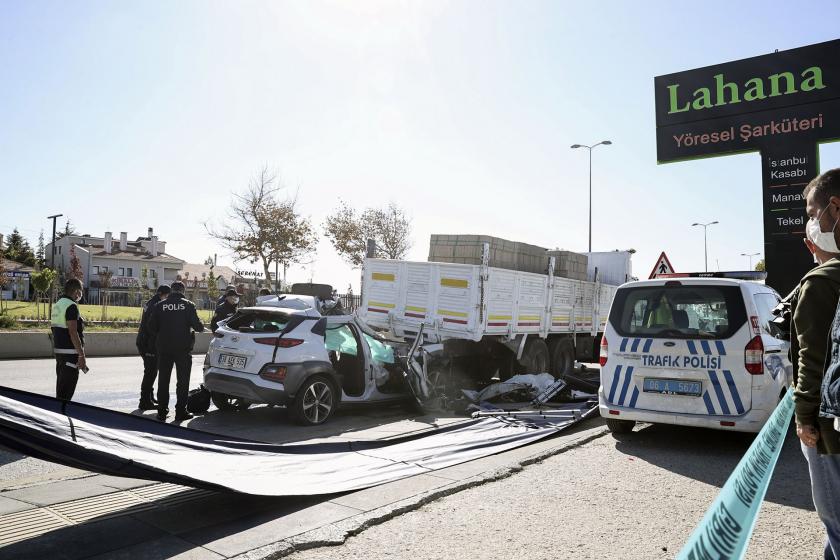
[232,424,610,560]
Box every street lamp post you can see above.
[741,252,760,270]
[571,140,612,253]
[691,221,719,272]
[47,214,63,269]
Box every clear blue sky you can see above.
[2,0,839,290]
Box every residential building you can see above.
[0,258,35,301]
[45,228,185,302]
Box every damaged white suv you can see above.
[203,298,417,425]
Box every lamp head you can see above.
[570,144,582,149]
[600,140,612,145]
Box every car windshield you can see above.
[225,311,290,333]
[609,284,747,339]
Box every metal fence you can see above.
[83,289,362,312]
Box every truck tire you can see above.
[517,338,550,374]
[606,418,635,434]
[549,338,575,381]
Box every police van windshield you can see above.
[609,285,746,339]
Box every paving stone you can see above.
[0,515,165,560]
[90,474,158,491]
[180,501,361,558]
[328,473,452,511]
[136,493,307,535]
[0,494,36,515]
[2,478,116,506]
[85,535,225,560]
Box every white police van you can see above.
[598,272,793,434]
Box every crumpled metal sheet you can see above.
[0,386,595,496]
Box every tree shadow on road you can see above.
[610,421,814,511]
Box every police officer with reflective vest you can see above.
[147,281,204,422]
[51,278,86,400]
[211,287,240,332]
[135,284,171,410]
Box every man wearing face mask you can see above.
[792,168,840,560]
[211,287,240,333]
[50,278,87,400]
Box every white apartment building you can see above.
[45,228,185,295]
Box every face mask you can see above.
[807,204,840,254]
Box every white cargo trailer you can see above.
[358,249,622,381]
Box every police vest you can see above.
[51,297,76,328]
[51,297,84,353]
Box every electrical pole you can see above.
[47,214,63,270]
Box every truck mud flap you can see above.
[0,386,597,497]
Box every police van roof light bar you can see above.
[657,271,767,281]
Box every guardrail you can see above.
[0,332,212,360]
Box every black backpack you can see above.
[186,384,211,414]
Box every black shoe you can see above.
[138,399,156,411]
[174,410,193,422]
[156,409,168,421]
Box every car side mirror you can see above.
[768,317,790,341]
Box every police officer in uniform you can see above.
[211,287,240,332]
[147,281,204,422]
[135,284,171,410]
[51,278,86,400]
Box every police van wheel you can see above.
[606,418,635,434]
[210,392,251,412]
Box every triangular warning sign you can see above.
[649,251,675,279]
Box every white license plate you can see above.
[218,354,247,369]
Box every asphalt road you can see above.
[287,422,824,560]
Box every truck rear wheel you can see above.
[517,338,550,374]
[549,338,575,381]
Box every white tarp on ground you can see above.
[0,386,597,496]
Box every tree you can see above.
[140,267,151,302]
[67,246,84,282]
[98,270,113,321]
[30,268,58,323]
[755,259,766,272]
[56,219,76,240]
[0,252,7,313]
[4,228,36,267]
[36,230,45,270]
[205,166,318,288]
[324,201,413,267]
[207,266,219,306]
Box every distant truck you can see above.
[358,243,631,383]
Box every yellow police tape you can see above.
[676,387,794,560]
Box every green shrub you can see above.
[0,312,17,329]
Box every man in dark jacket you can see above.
[147,281,204,422]
[135,284,171,410]
[794,168,840,560]
[211,287,240,332]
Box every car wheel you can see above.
[606,418,635,434]
[291,375,337,426]
[210,392,252,411]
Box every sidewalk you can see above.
[0,419,608,560]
